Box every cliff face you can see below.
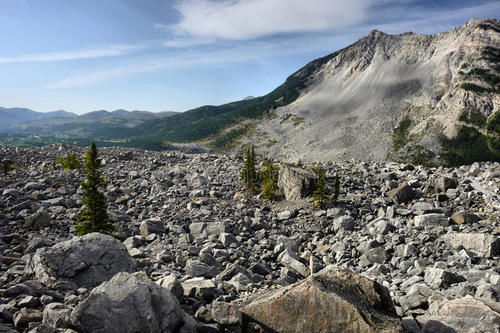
[247,18,499,163]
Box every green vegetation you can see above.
[2,161,10,175]
[392,116,413,150]
[207,124,255,151]
[487,112,500,135]
[460,83,493,93]
[439,126,500,166]
[312,166,329,209]
[458,110,487,127]
[75,142,114,236]
[333,173,340,205]
[261,162,279,200]
[240,146,258,192]
[280,114,306,127]
[56,153,82,170]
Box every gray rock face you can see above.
[24,233,136,288]
[277,163,317,201]
[70,272,184,333]
[278,248,309,278]
[240,265,402,332]
[442,232,500,258]
[42,302,71,328]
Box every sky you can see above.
[0,0,498,114]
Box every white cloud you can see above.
[173,0,370,40]
[0,44,138,64]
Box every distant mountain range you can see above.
[0,107,178,137]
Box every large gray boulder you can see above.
[278,163,317,201]
[70,272,184,333]
[24,233,136,289]
[239,265,402,332]
[441,232,500,258]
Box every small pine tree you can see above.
[2,161,10,175]
[262,161,279,200]
[333,173,340,204]
[75,141,114,236]
[312,167,329,209]
[240,145,258,191]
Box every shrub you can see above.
[261,162,279,200]
[56,154,82,170]
[2,161,10,175]
[75,142,114,235]
[392,116,412,150]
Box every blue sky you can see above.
[0,0,498,114]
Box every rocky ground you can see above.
[0,144,499,332]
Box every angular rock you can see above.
[14,309,43,329]
[333,215,355,231]
[435,176,458,192]
[211,301,242,326]
[156,275,184,300]
[185,259,221,278]
[24,233,136,288]
[181,277,216,300]
[441,232,500,258]
[139,218,164,237]
[70,272,184,333]
[42,303,72,328]
[413,214,449,228]
[388,182,416,204]
[24,208,51,230]
[424,267,465,290]
[359,247,387,267]
[277,163,317,201]
[240,265,402,332]
[450,211,479,225]
[278,248,309,278]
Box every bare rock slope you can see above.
[246,18,499,163]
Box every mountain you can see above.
[0,107,77,129]
[3,109,179,138]
[129,18,499,165]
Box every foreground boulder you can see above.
[24,233,136,288]
[278,163,317,201]
[70,272,185,333]
[239,265,402,332]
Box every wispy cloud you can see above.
[0,44,139,64]
[172,0,370,40]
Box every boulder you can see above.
[211,301,242,326]
[277,163,317,201]
[413,214,449,228]
[441,232,500,258]
[24,208,51,230]
[189,222,226,239]
[42,303,72,328]
[424,267,465,290]
[13,309,43,329]
[240,265,402,333]
[24,233,136,289]
[450,211,479,225]
[139,218,164,237]
[70,272,184,333]
[181,277,216,300]
[420,295,500,333]
[435,176,458,192]
[156,275,184,300]
[387,182,416,204]
[278,248,309,278]
[359,247,387,267]
[333,215,356,231]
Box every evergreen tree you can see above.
[75,142,114,235]
[2,161,10,175]
[312,167,329,209]
[240,145,258,191]
[333,173,340,204]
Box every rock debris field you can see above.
[0,145,499,333]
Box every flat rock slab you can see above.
[24,232,136,289]
[239,265,402,333]
[441,232,500,258]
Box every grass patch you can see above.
[460,83,493,93]
[207,123,255,151]
[280,114,306,127]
